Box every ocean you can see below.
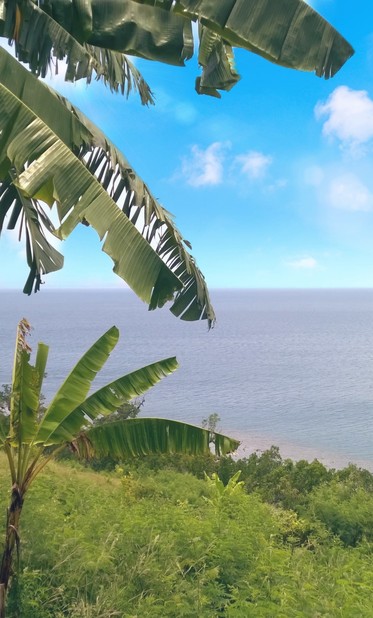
[1,288,373,471]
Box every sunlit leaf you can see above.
[75,418,240,459]
[0,47,215,324]
[42,357,179,444]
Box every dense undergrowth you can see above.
[1,449,373,617]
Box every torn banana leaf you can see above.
[0,47,215,324]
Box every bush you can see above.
[307,481,373,546]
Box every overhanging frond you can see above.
[134,0,354,91]
[30,0,194,66]
[0,47,215,323]
[0,49,182,308]
[0,0,154,104]
[73,418,240,459]
[0,176,64,293]
[196,25,239,98]
[1,0,354,99]
[84,44,154,103]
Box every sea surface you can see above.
[1,288,373,471]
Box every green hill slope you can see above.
[0,453,372,617]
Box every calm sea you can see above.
[1,289,373,471]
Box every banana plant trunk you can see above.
[0,484,24,618]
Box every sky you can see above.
[1,0,373,291]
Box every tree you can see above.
[0,386,11,416]
[0,319,238,616]
[0,0,353,326]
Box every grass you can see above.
[0,453,372,616]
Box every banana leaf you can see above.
[9,319,48,445]
[0,0,154,103]
[1,0,353,98]
[134,0,354,82]
[0,47,215,323]
[35,326,120,444]
[0,177,64,292]
[39,356,179,445]
[73,417,240,458]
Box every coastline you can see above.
[227,428,373,472]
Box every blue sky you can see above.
[1,0,373,291]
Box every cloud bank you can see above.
[180,143,275,188]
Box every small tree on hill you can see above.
[0,319,238,617]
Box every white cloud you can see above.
[287,257,318,269]
[181,142,228,187]
[326,174,373,211]
[315,86,373,154]
[178,144,276,190]
[234,151,273,179]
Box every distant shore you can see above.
[227,428,373,472]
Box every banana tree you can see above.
[0,319,239,616]
[0,0,353,326]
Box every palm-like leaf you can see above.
[0,47,215,322]
[5,0,353,98]
[39,354,179,445]
[1,0,354,98]
[73,417,239,459]
[134,0,354,93]
[9,319,47,445]
[0,0,154,104]
[84,44,154,103]
[196,25,239,98]
[0,177,64,293]
[35,326,120,444]
[1,0,195,67]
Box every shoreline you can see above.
[225,428,373,472]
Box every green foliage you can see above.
[3,363,373,616]
[0,386,11,415]
[202,413,221,433]
[94,398,143,426]
[118,446,333,505]
[77,399,143,470]
[307,481,373,546]
[0,322,238,617]
[0,455,372,617]
[119,446,373,551]
[215,446,333,509]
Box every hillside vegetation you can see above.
[0,450,373,617]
